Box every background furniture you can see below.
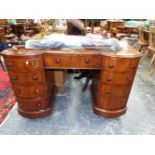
[114,26,138,39]
[0,27,5,42]
[0,19,10,34]
[1,46,141,119]
[137,27,149,52]
[107,20,125,32]
[67,19,85,35]
[141,27,155,73]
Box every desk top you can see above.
[1,44,142,58]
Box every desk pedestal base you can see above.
[94,107,127,118]
[18,108,52,119]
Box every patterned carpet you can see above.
[0,65,16,125]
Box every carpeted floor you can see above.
[0,65,16,125]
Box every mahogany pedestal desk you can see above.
[1,46,141,118]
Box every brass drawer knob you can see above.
[9,62,13,66]
[12,76,17,80]
[25,61,29,65]
[131,64,136,69]
[33,76,38,80]
[16,89,21,94]
[127,77,132,81]
[85,59,90,63]
[105,91,110,94]
[38,103,41,107]
[107,78,112,82]
[31,62,35,66]
[19,103,23,108]
[55,58,61,63]
[109,64,113,68]
[36,89,39,93]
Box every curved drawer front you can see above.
[70,55,101,69]
[100,84,132,98]
[16,97,50,111]
[101,71,135,85]
[9,70,45,84]
[43,54,70,68]
[102,57,139,73]
[5,57,43,72]
[97,95,128,110]
[12,84,47,98]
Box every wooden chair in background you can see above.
[140,27,155,74]
[136,27,149,52]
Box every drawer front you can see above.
[43,54,70,68]
[100,84,131,98]
[97,95,128,110]
[16,97,50,111]
[5,57,43,72]
[102,57,139,73]
[101,71,135,85]
[70,55,101,69]
[12,84,47,98]
[9,70,45,84]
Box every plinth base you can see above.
[94,107,127,118]
[18,108,52,119]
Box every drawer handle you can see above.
[25,61,29,65]
[33,76,38,80]
[127,77,132,81]
[9,62,14,66]
[36,89,39,93]
[31,62,35,66]
[85,59,90,63]
[37,103,41,107]
[105,91,110,94]
[12,76,17,80]
[55,58,61,63]
[19,103,23,108]
[16,89,21,94]
[131,64,136,69]
[123,90,128,96]
[107,78,112,82]
[109,64,113,68]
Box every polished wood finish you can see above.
[3,52,55,118]
[106,20,125,32]
[1,46,141,118]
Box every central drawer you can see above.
[12,84,47,98]
[43,54,70,68]
[70,55,101,69]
